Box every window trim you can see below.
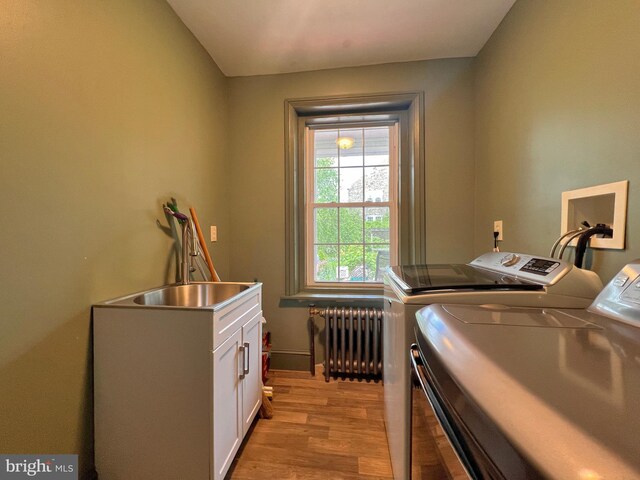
[284,92,425,296]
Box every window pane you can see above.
[339,167,363,203]
[338,129,363,167]
[315,167,338,202]
[315,245,338,282]
[365,127,390,166]
[314,130,338,167]
[365,207,389,244]
[364,166,389,202]
[339,207,363,244]
[315,208,338,243]
[339,245,364,282]
[365,246,390,282]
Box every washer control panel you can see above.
[519,258,561,276]
[470,252,572,285]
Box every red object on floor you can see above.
[262,331,272,384]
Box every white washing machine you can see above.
[383,251,603,480]
[412,259,640,479]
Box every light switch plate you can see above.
[210,226,217,242]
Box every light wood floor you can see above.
[225,369,393,479]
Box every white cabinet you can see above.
[212,312,262,480]
[93,283,262,480]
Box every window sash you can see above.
[305,123,399,287]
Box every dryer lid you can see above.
[387,264,542,294]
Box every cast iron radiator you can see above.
[315,307,383,382]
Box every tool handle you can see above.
[189,207,221,282]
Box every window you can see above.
[306,125,398,286]
[285,93,425,296]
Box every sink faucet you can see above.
[164,206,199,285]
[180,219,199,285]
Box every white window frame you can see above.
[304,123,399,288]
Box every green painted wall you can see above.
[0,1,229,476]
[226,60,476,368]
[474,0,640,281]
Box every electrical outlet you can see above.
[493,220,503,241]
[210,226,217,242]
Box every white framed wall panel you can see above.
[561,180,628,249]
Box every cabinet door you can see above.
[212,328,243,480]
[241,312,263,436]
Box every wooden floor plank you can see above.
[250,420,330,439]
[306,413,386,430]
[308,436,390,459]
[266,410,309,424]
[272,393,330,406]
[275,403,370,421]
[359,456,394,478]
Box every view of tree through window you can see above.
[309,126,395,284]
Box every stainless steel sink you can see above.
[133,283,250,307]
[98,282,259,310]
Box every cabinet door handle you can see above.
[243,342,250,376]
[239,345,246,379]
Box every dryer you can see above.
[411,259,640,479]
[383,251,603,480]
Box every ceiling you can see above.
[166,0,516,77]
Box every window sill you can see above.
[279,291,384,308]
